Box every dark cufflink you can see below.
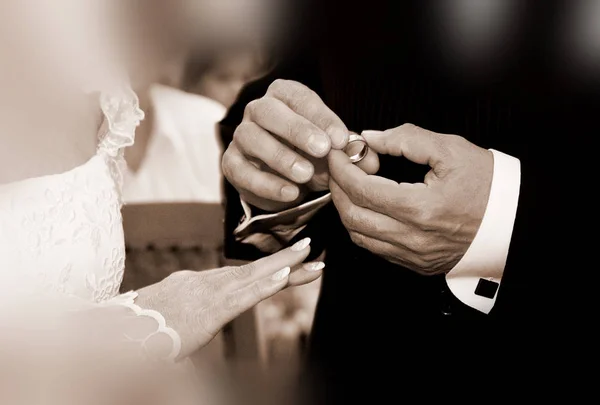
[474,278,499,299]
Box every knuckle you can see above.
[243,99,260,118]
[267,79,288,95]
[415,207,437,226]
[272,146,296,169]
[287,120,310,144]
[443,134,465,160]
[321,117,341,136]
[250,282,265,301]
[236,167,255,189]
[343,209,363,232]
[245,99,273,122]
[287,86,314,111]
[222,150,242,179]
[239,262,257,276]
[349,232,366,247]
[223,293,240,312]
[399,123,420,133]
[447,134,465,144]
[231,265,251,280]
[369,217,387,237]
[407,233,429,254]
[233,122,257,145]
[168,270,195,283]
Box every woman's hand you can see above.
[135,237,321,358]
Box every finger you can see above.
[287,262,325,287]
[348,232,434,275]
[330,180,409,244]
[347,232,414,268]
[204,268,293,336]
[220,237,313,291]
[354,147,380,175]
[245,97,332,158]
[238,185,309,213]
[223,144,300,202]
[234,122,314,184]
[265,79,349,148]
[328,150,427,215]
[362,124,448,169]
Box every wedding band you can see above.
[345,134,369,164]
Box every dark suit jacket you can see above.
[220,1,596,401]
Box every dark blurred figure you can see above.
[221,1,598,403]
[123,0,278,203]
[183,45,269,109]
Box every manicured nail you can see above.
[307,133,330,156]
[271,267,291,281]
[303,262,325,272]
[291,237,311,252]
[280,185,298,201]
[291,161,313,182]
[361,130,383,137]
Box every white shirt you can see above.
[123,84,227,204]
[445,149,520,314]
[237,147,521,315]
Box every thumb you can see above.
[362,124,447,168]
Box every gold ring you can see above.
[345,134,369,164]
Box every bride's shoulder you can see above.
[0,0,133,184]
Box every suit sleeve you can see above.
[485,96,597,319]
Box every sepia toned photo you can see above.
[0,1,596,404]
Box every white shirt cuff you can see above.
[445,149,521,314]
[234,194,331,252]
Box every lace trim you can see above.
[94,81,145,199]
[104,291,182,362]
[97,86,145,158]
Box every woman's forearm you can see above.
[0,292,182,405]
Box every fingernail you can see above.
[303,262,325,272]
[330,128,349,149]
[281,186,298,201]
[307,133,330,156]
[291,161,313,182]
[271,267,291,281]
[291,237,311,251]
[361,130,383,137]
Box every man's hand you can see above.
[222,79,378,212]
[328,124,494,275]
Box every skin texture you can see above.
[328,125,493,275]
[222,79,380,212]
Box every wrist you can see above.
[121,288,184,360]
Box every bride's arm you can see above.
[0,242,321,404]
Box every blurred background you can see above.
[117,1,317,402]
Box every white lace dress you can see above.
[0,83,142,304]
[0,81,201,404]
